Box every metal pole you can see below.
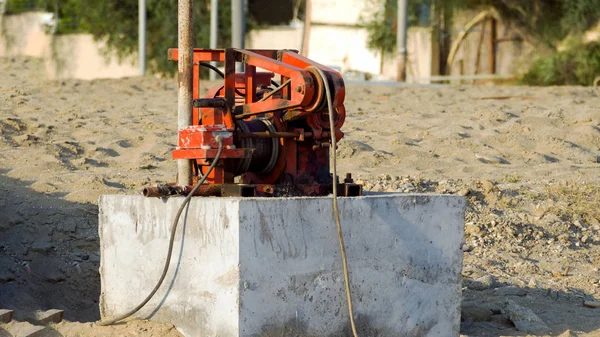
[209,0,218,80]
[231,0,244,72]
[301,0,312,57]
[396,0,408,82]
[177,0,194,186]
[138,0,146,76]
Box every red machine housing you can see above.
[162,48,361,197]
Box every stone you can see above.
[573,219,586,229]
[0,270,15,283]
[583,300,600,308]
[494,286,527,297]
[99,194,466,337]
[480,180,496,193]
[30,309,64,325]
[461,305,493,322]
[468,275,496,291]
[30,242,54,255]
[502,299,550,333]
[465,223,482,236]
[461,244,474,252]
[0,309,13,323]
[488,314,513,329]
[557,329,578,337]
[457,189,470,196]
[44,270,66,283]
[528,278,538,288]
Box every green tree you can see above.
[361,0,600,84]
[80,0,253,74]
[7,0,256,74]
[361,0,469,57]
[362,0,600,54]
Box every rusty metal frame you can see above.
[164,47,361,197]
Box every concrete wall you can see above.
[247,26,436,83]
[0,11,51,58]
[247,0,438,83]
[47,34,139,80]
[0,12,138,80]
[100,194,466,337]
[311,0,365,25]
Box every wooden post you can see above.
[488,17,497,75]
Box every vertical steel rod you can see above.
[209,0,218,80]
[231,0,244,72]
[138,0,146,76]
[301,0,312,57]
[396,0,408,82]
[177,0,194,186]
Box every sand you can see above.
[1,56,599,336]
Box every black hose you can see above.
[97,137,225,326]
[200,62,280,92]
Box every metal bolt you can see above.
[295,85,303,93]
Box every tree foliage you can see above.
[6,0,256,74]
[520,41,600,86]
[362,0,600,54]
[361,0,470,56]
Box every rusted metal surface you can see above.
[143,182,362,198]
[164,47,361,197]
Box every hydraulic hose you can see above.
[97,136,224,326]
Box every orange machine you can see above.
[144,48,361,197]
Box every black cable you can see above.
[97,137,225,326]
[200,62,225,78]
[199,62,246,97]
[199,62,280,96]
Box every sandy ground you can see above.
[1,56,600,336]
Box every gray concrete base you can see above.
[99,194,465,337]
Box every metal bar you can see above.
[231,0,245,72]
[138,0,146,75]
[301,0,312,56]
[245,65,256,104]
[177,0,194,186]
[396,0,408,82]
[233,98,303,119]
[168,48,282,62]
[209,0,218,80]
[240,131,300,138]
[224,49,236,108]
[420,74,514,82]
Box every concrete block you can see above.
[0,310,13,323]
[99,194,465,337]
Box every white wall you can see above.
[0,12,139,80]
[311,0,366,25]
[247,25,436,83]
